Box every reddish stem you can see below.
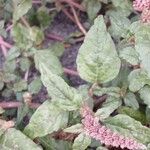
[59,0,85,11]
[0,102,40,109]
[46,33,64,42]
[0,36,12,49]
[63,68,79,76]
[1,45,7,57]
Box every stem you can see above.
[45,33,64,42]
[1,45,7,57]
[0,102,40,109]
[70,6,87,35]
[59,0,85,11]
[21,17,30,28]
[63,68,79,76]
[0,36,12,49]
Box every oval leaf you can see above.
[77,15,121,83]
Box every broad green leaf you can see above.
[95,96,122,119]
[135,25,150,77]
[83,0,101,21]
[118,106,147,124]
[73,133,91,150]
[104,114,150,144]
[38,136,72,150]
[38,63,83,111]
[34,50,63,76]
[77,16,121,83]
[64,124,83,133]
[24,101,68,139]
[0,128,42,150]
[128,69,150,92]
[124,92,139,110]
[119,46,139,65]
[139,86,150,106]
[20,57,31,71]
[93,86,120,98]
[0,107,4,114]
[5,46,20,61]
[28,77,42,94]
[13,0,32,22]
[108,11,131,39]
[112,0,133,16]
[13,80,27,92]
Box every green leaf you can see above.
[16,104,29,126]
[93,86,121,98]
[11,23,33,49]
[34,50,63,76]
[124,92,139,110]
[118,106,147,124]
[77,16,121,83]
[135,25,150,77]
[119,46,139,65]
[28,77,42,94]
[96,146,108,150]
[95,96,122,119]
[6,46,20,61]
[13,0,32,22]
[104,114,150,144]
[12,23,44,50]
[73,133,91,150]
[38,136,72,150]
[83,0,101,21]
[0,128,42,150]
[37,6,52,29]
[20,57,31,71]
[29,26,44,45]
[24,101,68,139]
[146,106,150,123]
[13,80,27,92]
[111,0,133,16]
[50,42,65,57]
[4,59,16,73]
[128,69,150,92]
[64,124,83,133]
[108,11,131,39]
[139,86,150,106]
[38,62,83,111]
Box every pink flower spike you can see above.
[80,105,146,150]
[133,0,150,12]
[141,9,150,23]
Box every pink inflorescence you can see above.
[133,0,150,23]
[80,106,146,150]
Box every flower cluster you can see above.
[80,105,146,150]
[133,0,150,23]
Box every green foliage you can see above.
[1,1,150,149]
[24,101,68,139]
[0,128,42,149]
[77,16,121,83]
[72,133,91,150]
[104,114,150,144]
